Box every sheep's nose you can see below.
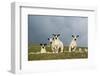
[55,38,57,39]
[74,39,76,40]
[42,47,45,48]
[50,42,52,44]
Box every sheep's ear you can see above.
[52,37,54,40]
[52,34,55,36]
[77,35,79,37]
[40,44,42,46]
[72,35,74,37]
[57,34,60,37]
[44,44,47,46]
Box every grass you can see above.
[28,44,88,61]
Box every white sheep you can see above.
[40,43,47,53]
[48,34,64,53]
[69,35,79,52]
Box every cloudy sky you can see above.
[28,15,88,47]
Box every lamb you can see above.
[40,43,47,53]
[48,34,64,53]
[69,35,79,52]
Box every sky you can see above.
[28,15,88,47]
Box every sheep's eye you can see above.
[72,35,74,37]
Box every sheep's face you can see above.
[40,44,47,49]
[72,35,79,41]
[52,34,60,40]
[48,38,53,44]
[48,34,60,44]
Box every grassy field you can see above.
[28,44,88,61]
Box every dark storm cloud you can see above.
[28,15,88,47]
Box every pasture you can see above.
[28,44,88,61]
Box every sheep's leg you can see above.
[54,49,56,53]
[69,46,71,52]
[54,46,58,53]
[54,48,57,53]
[61,47,63,53]
[56,51,58,53]
[73,47,76,52]
[55,48,58,53]
[52,47,55,53]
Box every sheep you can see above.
[69,35,79,52]
[40,43,47,53]
[48,34,64,53]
